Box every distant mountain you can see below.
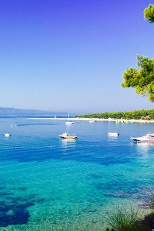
[0,107,67,116]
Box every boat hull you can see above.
[60,136,78,140]
[5,133,11,137]
[65,121,74,125]
[59,132,77,140]
[108,132,119,137]
[131,135,154,143]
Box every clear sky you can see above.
[0,0,154,114]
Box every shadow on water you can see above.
[0,202,31,227]
[0,144,132,166]
[16,123,57,126]
[0,187,44,227]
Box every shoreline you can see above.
[27,117,154,123]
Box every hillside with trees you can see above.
[77,109,154,120]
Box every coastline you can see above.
[27,117,154,123]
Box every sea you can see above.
[0,116,154,231]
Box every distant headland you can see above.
[0,107,68,117]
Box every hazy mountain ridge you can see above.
[0,107,67,116]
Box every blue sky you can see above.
[0,0,154,114]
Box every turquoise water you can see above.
[0,117,154,230]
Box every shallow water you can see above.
[0,117,154,230]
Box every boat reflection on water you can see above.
[60,138,77,149]
[136,142,152,157]
[137,142,154,146]
[131,141,154,157]
[130,133,154,157]
[108,133,119,142]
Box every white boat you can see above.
[130,133,154,143]
[89,119,96,123]
[65,112,74,125]
[108,132,119,137]
[65,121,74,125]
[5,133,11,137]
[59,132,77,140]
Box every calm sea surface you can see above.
[0,117,154,230]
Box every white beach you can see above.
[27,117,154,123]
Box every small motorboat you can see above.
[89,119,96,123]
[59,132,77,140]
[65,121,74,125]
[5,133,11,137]
[130,136,147,142]
[130,134,154,143]
[108,132,119,137]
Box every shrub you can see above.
[105,206,146,231]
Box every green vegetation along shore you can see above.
[77,109,154,121]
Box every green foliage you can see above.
[144,4,154,23]
[105,229,115,231]
[121,55,154,102]
[78,109,154,120]
[105,228,115,231]
[105,207,146,231]
[122,4,154,101]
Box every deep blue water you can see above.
[0,117,154,230]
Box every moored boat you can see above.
[59,132,77,140]
[89,119,97,123]
[108,132,119,137]
[65,121,74,125]
[130,133,154,143]
[5,133,11,137]
[65,112,74,125]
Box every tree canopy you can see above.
[121,55,154,101]
[121,4,154,101]
[144,4,154,23]
[78,109,154,120]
